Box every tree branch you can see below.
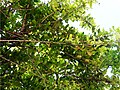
[21,4,30,32]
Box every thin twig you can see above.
[21,4,30,32]
[0,10,9,18]
[0,39,107,47]
[0,55,18,65]
[0,40,66,44]
[0,55,42,78]
[12,8,32,11]
[28,54,41,76]
[41,12,55,23]
[38,12,55,27]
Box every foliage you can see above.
[0,0,120,89]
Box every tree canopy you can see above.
[0,0,120,90]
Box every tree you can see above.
[0,0,119,89]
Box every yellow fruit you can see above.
[84,59,90,64]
